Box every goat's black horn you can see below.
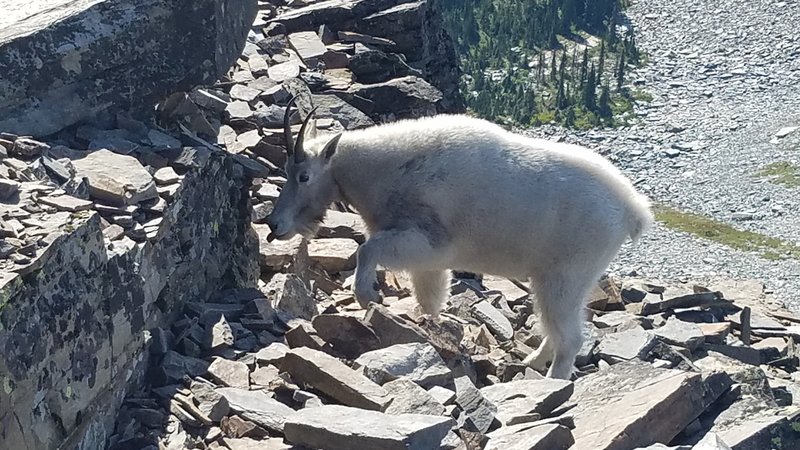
[283,96,297,155]
[294,106,319,163]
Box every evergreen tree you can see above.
[564,106,576,127]
[597,40,606,85]
[583,63,597,111]
[550,50,557,82]
[616,51,626,91]
[579,47,589,90]
[598,81,612,118]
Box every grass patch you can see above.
[755,161,800,188]
[655,205,800,260]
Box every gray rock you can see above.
[383,377,447,416]
[652,317,705,351]
[639,288,721,315]
[208,315,235,350]
[318,210,368,243]
[285,320,325,350]
[309,94,375,130]
[265,273,317,320]
[454,375,497,433]
[281,347,392,410]
[251,365,281,387]
[288,31,327,63]
[160,351,210,382]
[571,362,726,450]
[349,48,424,84]
[480,379,574,426]
[268,61,302,82]
[597,328,658,363]
[38,195,94,212]
[312,313,382,359]
[472,300,514,341]
[345,76,443,120]
[284,405,455,450]
[255,230,309,272]
[354,342,453,388]
[207,358,250,389]
[691,432,731,450]
[0,179,20,200]
[427,385,456,405]
[307,238,359,273]
[485,423,575,450]
[71,149,158,206]
[190,381,230,422]
[255,343,290,366]
[364,303,429,347]
[216,387,294,433]
[0,0,257,137]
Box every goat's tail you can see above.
[625,192,655,243]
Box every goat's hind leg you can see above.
[410,270,449,316]
[529,273,592,379]
[354,227,446,310]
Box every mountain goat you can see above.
[266,98,653,379]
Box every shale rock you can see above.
[284,405,455,450]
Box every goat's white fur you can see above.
[269,113,653,379]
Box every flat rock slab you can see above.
[639,289,721,315]
[284,404,455,450]
[454,375,497,434]
[318,210,367,242]
[472,300,514,341]
[281,347,392,410]
[653,317,705,351]
[207,358,250,388]
[354,342,453,388]
[311,313,382,359]
[570,362,716,450]
[216,387,294,433]
[597,328,658,362]
[383,377,446,416]
[71,149,158,205]
[480,379,574,426]
[307,238,359,273]
[288,31,327,62]
[364,303,429,347]
[485,423,575,450]
[255,230,308,272]
[0,0,258,137]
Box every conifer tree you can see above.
[598,81,612,118]
[583,63,597,111]
[616,51,626,91]
[597,40,606,85]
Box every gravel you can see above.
[521,0,800,311]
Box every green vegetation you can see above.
[655,205,800,260]
[756,161,800,187]
[434,0,646,129]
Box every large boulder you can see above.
[0,0,258,137]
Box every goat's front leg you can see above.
[354,227,441,309]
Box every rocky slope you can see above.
[522,0,800,311]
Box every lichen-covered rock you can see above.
[0,0,259,137]
[0,150,258,450]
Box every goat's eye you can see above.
[298,173,310,183]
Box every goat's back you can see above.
[334,114,653,275]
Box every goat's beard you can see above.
[294,207,326,238]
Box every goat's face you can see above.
[266,99,342,242]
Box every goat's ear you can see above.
[323,133,343,162]
[306,119,318,141]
